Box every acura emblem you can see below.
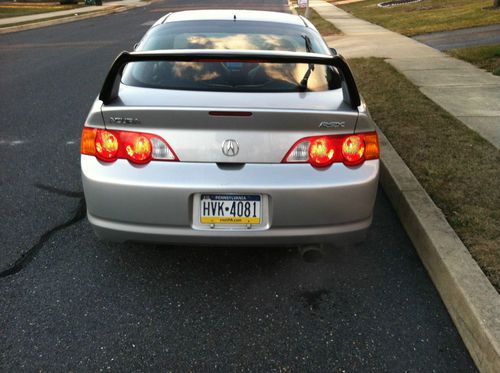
[222,139,239,156]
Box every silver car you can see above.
[81,9,380,246]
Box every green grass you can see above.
[293,2,342,35]
[349,58,500,291]
[447,44,500,76]
[0,4,82,19]
[337,0,500,36]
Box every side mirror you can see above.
[329,47,337,56]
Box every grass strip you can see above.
[348,57,500,291]
[292,1,342,35]
[336,0,500,36]
[447,44,500,76]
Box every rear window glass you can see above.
[122,20,341,92]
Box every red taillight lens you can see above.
[309,137,336,167]
[283,132,379,167]
[342,135,364,165]
[122,133,152,164]
[95,130,119,162]
[80,128,177,164]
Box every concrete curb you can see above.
[377,128,500,372]
[0,3,144,35]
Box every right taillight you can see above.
[363,133,380,160]
[342,135,364,166]
[309,137,336,167]
[81,128,178,164]
[283,132,379,167]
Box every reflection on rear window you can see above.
[123,61,340,92]
[122,20,341,92]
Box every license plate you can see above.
[200,194,261,224]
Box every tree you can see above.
[494,0,499,8]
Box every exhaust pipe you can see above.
[298,244,325,263]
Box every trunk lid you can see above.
[101,87,358,163]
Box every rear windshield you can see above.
[121,20,341,92]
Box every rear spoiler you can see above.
[98,49,361,109]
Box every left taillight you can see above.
[95,130,119,162]
[81,128,178,164]
[283,132,379,167]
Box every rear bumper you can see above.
[87,212,372,246]
[81,156,379,245]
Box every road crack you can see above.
[0,184,86,278]
[33,183,83,198]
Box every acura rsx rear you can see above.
[80,10,380,246]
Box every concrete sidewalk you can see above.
[0,0,145,30]
[310,0,500,149]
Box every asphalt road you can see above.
[0,0,476,370]
[413,24,500,51]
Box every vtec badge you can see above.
[109,117,141,125]
[319,121,345,129]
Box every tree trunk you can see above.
[494,0,500,8]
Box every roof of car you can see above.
[163,9,306,26]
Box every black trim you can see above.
[98,51,361,109]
